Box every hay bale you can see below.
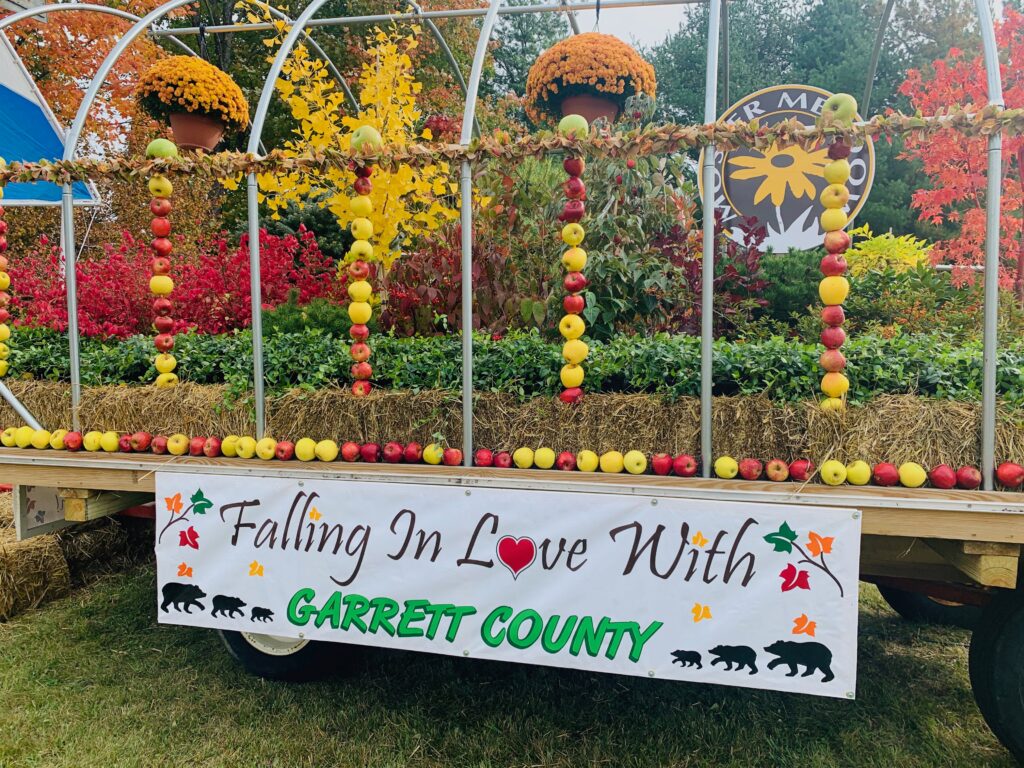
[0,492,11,529]
[0,529,71,621]
[56,518,153,587]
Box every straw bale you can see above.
[0,530,71,621]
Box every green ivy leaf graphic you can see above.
[763,521,799,553]
[190,489,212,515]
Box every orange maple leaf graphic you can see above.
[691,602,712,623]
[792,613,817,636]
[249,560,265,577]
[177,562,193,578]
[806,531,834,557]
[692,531,709,548]
[165,493,183,515]
[308,506,322,521]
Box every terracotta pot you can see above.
[560,94,619,124]
[169,112,225,152]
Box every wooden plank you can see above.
[57,488,96,499]
[859,535,970,583]
[961,541,1021,556]
[925,539,1019,589]
[63,491,153,523]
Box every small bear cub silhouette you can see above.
[251,606,274,622]
[211,595,247,618]
[670,650,703,669]
[160,582,206,613]
[709,645,758,674]
[764,640,835,682]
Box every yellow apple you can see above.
[30,429,52,449]
[235,436,257,459]
[221,435,239,457]
[560,364,584,388]
[100,431,120,452]
[295,437,317,461]
[423,443,444,465]
[155,354,177,374]
[348,280,372,303]
[351,218,373,240]
[49,429,68,450]
[818,276,850,306]
[561,247,587,272]
[714,456,738,479]
[623,450,647,474]
[82,430,103,452]
[562,339,588,365]
[0,426,16,446]
[823,159,851,185]
[898,462,927,488]
[256,437,277,460]
[348,302,372,325]
[314,439,339,462]
[167,433,190,456]
[846,460,871,485]
[600,451,624,473]
[577,449,599,472]
[559,314,585,340]
[534,447,556,469]
[820,459,847,486]
[350,196,372,217]
[561,223,585,246]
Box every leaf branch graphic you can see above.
[764,523,845,598]
[158,489,212,544]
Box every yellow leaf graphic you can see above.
[249,560,265,577]
[691,603,712,623]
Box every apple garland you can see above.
[345,125,384,398]
[557,115,590,404]
[146,139,180,388]
[0,171,12,380]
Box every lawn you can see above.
[0,565,1013,767]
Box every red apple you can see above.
[341,441,361,462]
[651,453,673,476]
[556,451,577,471]
[0,293,10,308]
[493,451,513,469]
[151,435,168,454]
[189,436,207,456]
[821,326,846,349]
[821,305,846,327]
[559,387,583,404]
[129,431,152,452]
[824,229,852,254]
[820,253,848,277]
[789,459,815,482]
[152,237,172,257]
[63,431,83,451]
[819,349,847,372]
[738,458,763,481]
[563,157,585,177]
[152,257,171,275]
[349,324,370,342]
[564,177,586,200]
[474,448,494,467]
[354,177,372,195]
[382,441,404,463]
[0,308,10,323]
[275,440,295,461]
[673,454,698,477]
[348,260,370,280]
[996,461,1024,489]
[203,436,222,458]
[151,218,172,237]
[350,342,371,362]
[956,465,982,490]
[765,458,790,481]
[154,333,174,352]
[443,447,463,466]
[360,442,381,463]
[827,142,852,160]
[563,294,585,314]
[928,463,957,489]
[153,297,173,316]
[154,316,175,334]
[0,237,8,253]
[119,434,133,452]
[559,200,586,223]
[872,462,900,486]
[150,198,172,216]
[351,362,373,381]
[564,272,589,293]
[404,442,423,463]
[355,164,373,178]
[351,380,372,397]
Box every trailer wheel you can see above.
[219,630,334,681]
[877,585,980,630]
[969,590,1024,761]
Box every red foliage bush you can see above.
[11,227,343,337]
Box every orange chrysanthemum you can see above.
[525,33,656,126]
[138,56,250,131]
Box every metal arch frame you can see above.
[0,0,1005,489]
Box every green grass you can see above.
[0,566,1013,767]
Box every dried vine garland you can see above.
[1,107,1020,183]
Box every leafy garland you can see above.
[3,107,1021,183]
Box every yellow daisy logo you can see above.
[727,145,829,207]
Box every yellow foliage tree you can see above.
[253,21,458,270]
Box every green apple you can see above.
[558,114,589,138]
[351,125,383,152]
[820,93,858,126]
[146,138,179,158]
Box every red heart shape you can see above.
[496,536,537,580]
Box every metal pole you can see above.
[700,0,722,476]
[61,184,81,431]
[721,0,728,108]
[975,0,1005,490]
[862,0,895,114]
[0,381,42,431]
[457,0,502,467]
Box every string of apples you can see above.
[815,93,859,412]
[345,125,383,398]
[146,139,180,388]
[0,164,11,379]
[556,114,591,405]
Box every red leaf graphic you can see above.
[178,525,199,549]
[779,563,811,592]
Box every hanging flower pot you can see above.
[525,32,656,128]
[137,56,250,152]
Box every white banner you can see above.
[155,473,861,698]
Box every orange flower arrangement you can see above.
[525,33,656,126]
[138,56,250,131]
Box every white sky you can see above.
[567,6,688,48]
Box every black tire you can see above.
[877,585,981,630]
[219,630,337,682]
[969,590,1024,762]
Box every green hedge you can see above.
[9,327,1024,404]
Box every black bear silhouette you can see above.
[251,606,274,622]
[211,595,247,618]
[708,644,758,674]
[160,582,206,613]
[670,649,702,669]
[764,640,835,682]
